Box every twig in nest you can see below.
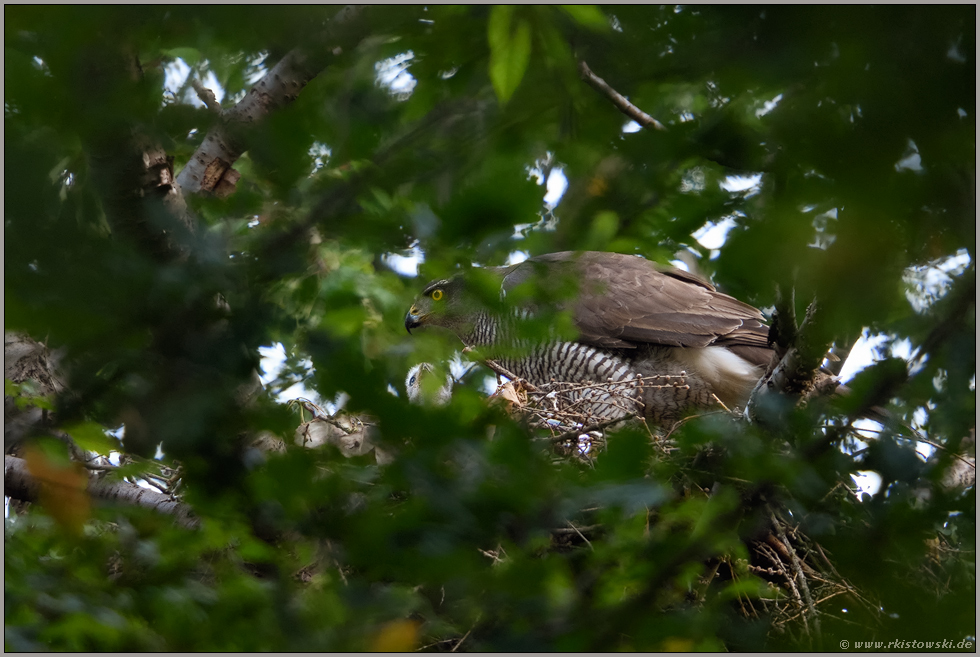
[710,393,732,413]
[757,541,805,628]
[289,397,323,420]
[566,521,594,551]
[551,524,600,535]
[481,357,538,392]
[663,410,728,440]
[578,60,666,131]
[450,624,474,653]
[548,415,634,444]
[770,507,821,638]
[478,547,504,565]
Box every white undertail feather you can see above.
[672,345,763,407]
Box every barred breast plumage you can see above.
[405,251,773,424]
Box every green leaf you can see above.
[488,5,532,105]
[161,47,201,67]
[63,421,117,455]
[584,210,620,250]
[6,378,55,411]
[559,5,609,31]
[4,379,18,397]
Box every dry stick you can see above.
[450,613,482,653]
[416,638,458,652]
[578,60,666,131]
[697,560,723,600]
[758,541,804,630]
[550,524,600,535]
[548,415,635,444]
[450,626,473,653]
[840,414,975,470]
[566,521,595,551]
[764,531,820,579]
[663,410,728,440]
[478,548,503,564]
[812,543,880,618]
[481,357,538,392]
[780,589,848,626]
[770,507,821,638]
[729,560,760,618]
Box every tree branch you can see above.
[578,60,665,131]
[175,5,368,196]
[747,291,838,425]
[191,78,222,115]
[4,454,199,529]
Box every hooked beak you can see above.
[405,306,424,334]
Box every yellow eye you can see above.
[430,289,444,301]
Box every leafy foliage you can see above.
[5,5,975,651]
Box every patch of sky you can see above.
[837,331,914,383]
[720,173,762,196]
[622,120,642,134]
[163,57,192,100]
[911,406,936,460]
[903,248,971,313]
[506,250,530,266]
[843,249,965,379]
[383,241,425,277]
[376,51,417,101]
[163,58,225,108]
[309,142,332,175]
[544,169,568,207]
[895,139,923,173]
[258,343,332,410]
[754,93,783,118]
[810,207,838,250]
[526,154,569,209]
[246,52,270,85]
[32,56,51,76]
[200,69,224,103]
[693,215,738,250]
[851,470,882,497]
[513,214,559,239]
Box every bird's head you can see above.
[404,275,474,338]
[405,362,453,405]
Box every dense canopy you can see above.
[4,5,976,651]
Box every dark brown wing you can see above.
[502,251,770,363]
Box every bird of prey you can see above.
[405,362,454,405]
[405,251,773,424]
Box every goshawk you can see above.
[405,251,772,424]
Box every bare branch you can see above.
[175,5,368,196]
[578,60,666,131]
[4,455,199,529]
[191,79,222,115]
